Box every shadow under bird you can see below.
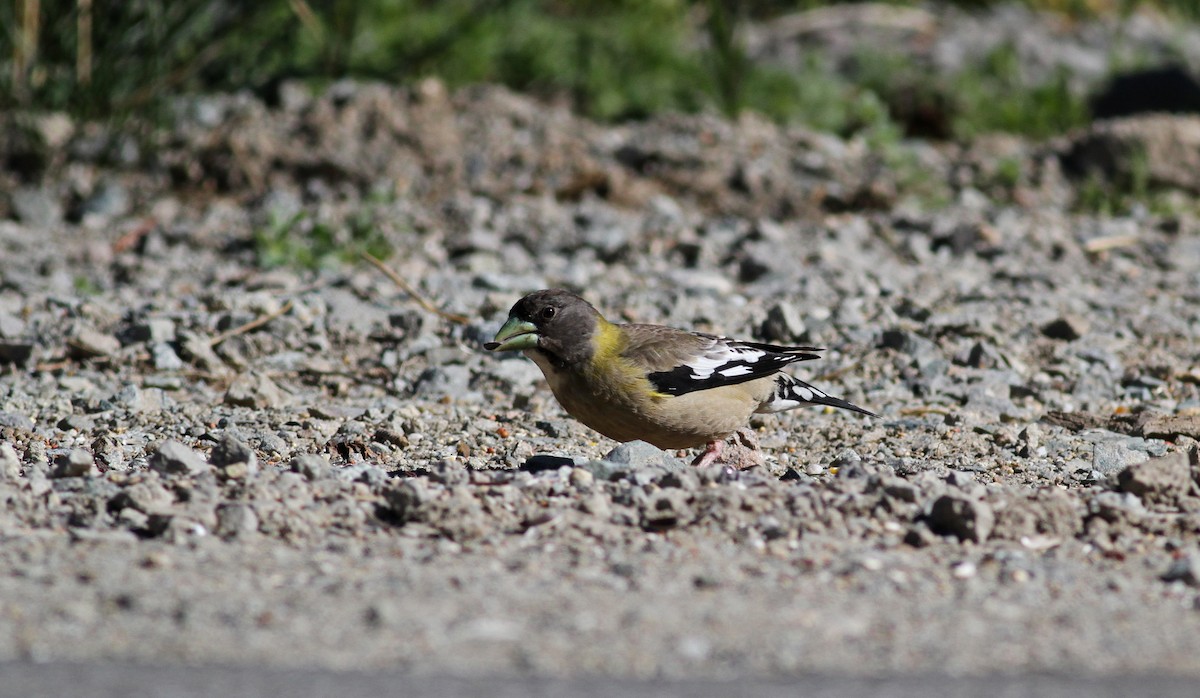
[485,289,875,467]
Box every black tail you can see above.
[759,374,877,417]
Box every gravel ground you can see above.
[3,9,1200,683]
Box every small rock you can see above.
[880,328,942,373]
[209,433,258,479]
[0,443,23,478]
[1041,315,1088,341]
[51,449,96,478]
[11,186,63,227]
[1018,424,1042,457]
[522,454,576,473]
[68,327,121,358]
[123,318,176,344]
[0,341,34,363]
[1162,556,1200,587]
[760,302,806,343]
[1115,452,1192,506]
[579,492,610,518]
[0,412,35,431]
[118,507,149,531]
[111,384,166,413]
[954,341,1006,369]
[412,365,475,400]
[904,521,938,548]
[290,453,332,481]
[431,459,469,486]
[1141,414,1200,442]
[926,494,994,543]
[569,467,595,491]
[148,440,209,476]
[214,503,259,539]
[604,441,686,472]
[311,405,366,420]
[57,414,95,432]
[225,371,287,408]
[951,560,978,579]
[81,183,131,220]
[209,433,255,467]
[0,313,26,338]
[339,464,387,487]
[178,331,223,370]
[1093,440,1151,475]
[381,480,427,521]
[151,343,185,371]
[640,489,690,530]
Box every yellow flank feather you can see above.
[584,319,667,403]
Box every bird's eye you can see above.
[540,307,556,320]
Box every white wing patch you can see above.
[683,340,766,380]
[645,336,824,396]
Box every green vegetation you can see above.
[1072,143,1192,216]
[253,209,393,269]
[3,0,1182,140]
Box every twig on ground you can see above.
[361,252,469,325]
[1084,234,1139,254]
[210,300,295,347]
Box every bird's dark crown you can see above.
[510,289,601,366]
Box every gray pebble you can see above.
[1115,451,1192,506]
[81,183,131,220]
[290,454,333,481]
[1162,556,1200,587]
[51,449,97,478]
[413,365,475,400]
[569,467,595,491]
[225,372,287,409]
[148,440,210,476]
[178,331,223,370]
[925,494,994,543]
[209,433,258,479]
[57,414,95,432]
[1042,315,1089,341]
[0,443,23,479]
[1093,440,1151,475]
[0,412,35,431]
[0,312,26,338]
[760,302,807,343]
[123,318,177,344]
[881,328,942,373]
[604,440,686,470]
[431,459,470,486]
[339,464,387,487]
[151,343,185,371]
[11,186,63,227]
[215,503,260,539]
[68,328,121,358]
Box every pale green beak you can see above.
[484,317,539,352]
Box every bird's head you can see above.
[485,289,600,366]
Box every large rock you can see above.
[1060,115,1200,193]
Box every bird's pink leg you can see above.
[691,440,723,468]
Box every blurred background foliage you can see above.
[0,0,1195,138]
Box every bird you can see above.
[485,289,876,467]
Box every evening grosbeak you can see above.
[486,289,875,466]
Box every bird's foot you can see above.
[690,429,765,470]
[690,440,723,468]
